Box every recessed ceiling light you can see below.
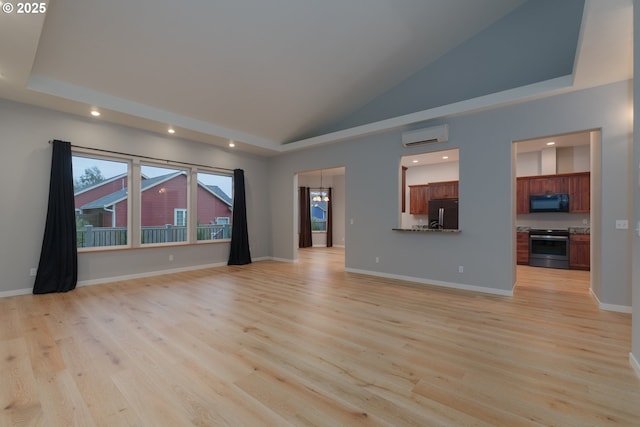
[412,159,419,163]
[442,156,449,160]
[546,141,555,146]
[168,128,175,134]
[229,140,235,148]
[90,110,101,117]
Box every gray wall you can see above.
[0,99,271,294]
[632,0,640,370]
[270,80,633,305]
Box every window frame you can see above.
[310,189,328,232]
[174,208,187,226]
[72,151,131,251]
[72,149,234,251]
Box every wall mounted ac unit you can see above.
[401,124,448,147]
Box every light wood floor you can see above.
[1,247,638,426]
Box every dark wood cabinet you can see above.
[528,175,568,195]
[409,180,458,215]
[517,232,529,265]
[569,172,590,213]
[569,234,590,270]
[516,177,530,214]
[517,172,589,214]
[429,180,458,200]
[408,184,430,215]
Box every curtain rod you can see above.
[48,140,235,173]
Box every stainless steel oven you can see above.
[528,229,569,269]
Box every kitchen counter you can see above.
[516,226,590,235]
[393,228,461,233]
[569,227,590,235]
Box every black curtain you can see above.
[34,140,78,294]
[326,187,333,247]
[298,187,312,248]
[228,169,252,265]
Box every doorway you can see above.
[295,167,346,266]
[513,130,597,294]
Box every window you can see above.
[73,150,232,249]
[141,164,188,244]
[196,171,233,241]
[73,155,129,248]
[310,190,328,231]
[174,209,187,226]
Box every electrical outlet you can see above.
[458,266,464,273]
[615,220,628,230]
[375,257,380,264]
[29,268,37,276]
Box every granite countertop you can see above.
[516,226,590,235]
[393,228,461,233]
[568,227,590,235]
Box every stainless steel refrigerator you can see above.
[428,198,459,230]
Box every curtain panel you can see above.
[298,187,312,248]
[326,187,333,247]
[228,169,252,265]
[34,140,78,294]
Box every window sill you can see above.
[77,239,231,253]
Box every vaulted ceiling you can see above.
[0,0,632,155]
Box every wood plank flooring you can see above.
[1,247,639,426]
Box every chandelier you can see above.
[312,170,330,202]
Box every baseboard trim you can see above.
[0,259,275,298]
[630,353,640,379]
[0,288,33,298]
[589,289,632,313]
[269,257,297,263]
[344,268,513,297]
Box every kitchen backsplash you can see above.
[516,213,590,230]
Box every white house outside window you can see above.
[310,190,328,231]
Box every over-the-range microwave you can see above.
[529,194,569,213]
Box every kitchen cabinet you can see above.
[516,172,590,214]
[409,184,430,214]
[429,180,458,200]
[516,177,530,214]
[517,232,529,265]
[528,175,568,195]
[569,172,590,213]
[569,234,590,270]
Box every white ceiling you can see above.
[0,0,632,155]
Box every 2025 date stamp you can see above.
[2,2,47,14]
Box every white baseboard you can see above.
[344,268,513,297]
[76,262,229,288]
[630,353,640,379]
[0,258,274,298]
[590,289,632,313]
[0,288,32,298]
[269,257,297,263]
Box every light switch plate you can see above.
[615,220,628,229]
